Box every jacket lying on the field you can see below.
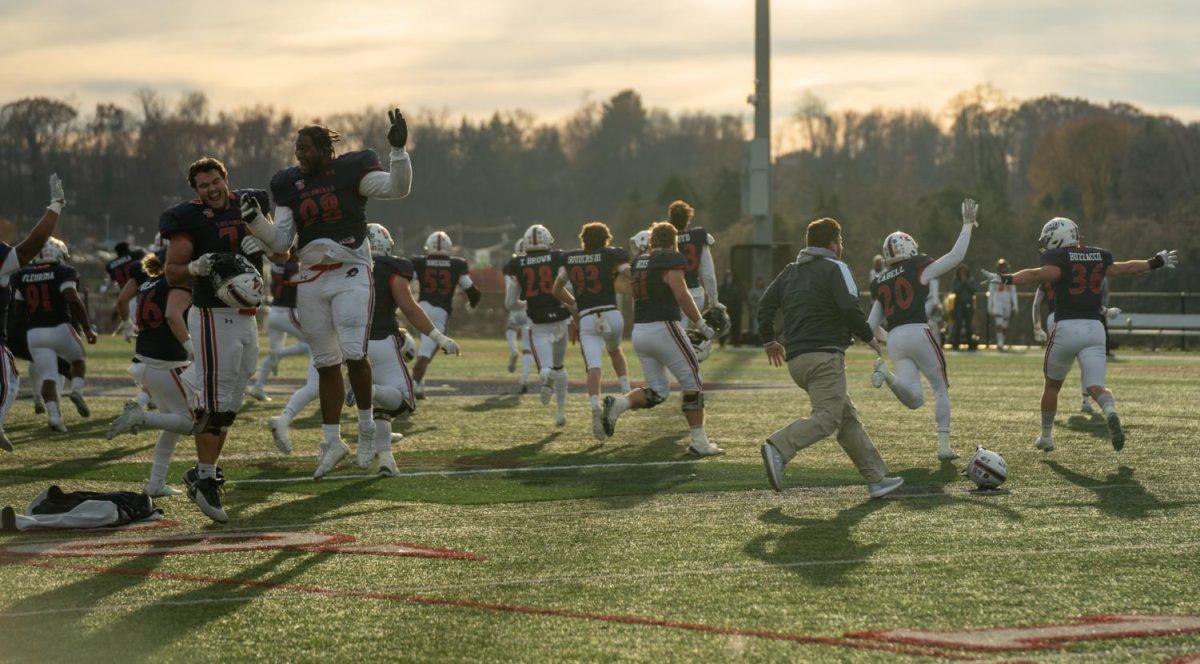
[756,247,874,360]
[8,485,161,531]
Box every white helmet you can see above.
[523,224,553,251]
[882,231,918,264]
[630,230,651,255]
[686,328,713,363]
[424,231,452,255]
[33,237,69,265]
[211,254,265,309]
[513,238,525,256]
[367,223,394,256]
[963,446,1008,490]
[1039,217,1079,250]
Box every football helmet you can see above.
[703,307,731,338]
[523,224,554,251]
[367,223,395,256]
[33,237,68,265]
[630,230,651,255]
[210,254,265,309]
[1039,217,1078,250]
[963,446,1008,490]
[882,231,918,264]
[424,231,452,255]
[686,328,713,363]
[513,238,525,256]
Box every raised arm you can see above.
[1108,250,1178,277]
[13,174,66,269]
[920,198,977,284]
[358,109,412,200]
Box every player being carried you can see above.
[409,231,479,400]
[552,221,633,441]
[245,110,413,479]
[981,217,1178,452]
[868,199,977,461]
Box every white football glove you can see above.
[1033,326,1047,343]
[430,330,460,356]
[119,319,135,342]
[241,235,267,255]
[961,198,978,227]
[240,193,278,247]
[187,254,215,277]
[696,322,717,340]
[1154,249,1178,269]
[47,173,65,215]
[1104,306,1122,319]
[979,269,1002,285]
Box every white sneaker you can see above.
[267,416,292,455]
[107,401,145,440]
[540,376,553,405]
[554,411,567,427]
[1034,434,1055,452]
[313,439,349,479]
[377,451,398,477]
[688,440,726,457]
[68,391,91,418]
[48,415,67,433]
[871,358,887,389]
[590,404,607,441]
[356,422,377,468]
[507,352,518,373]
[143,481,182,497]
[937,446,959,462]
[246,385,270,402]
[760,442,785,492]
[868,476,904,498]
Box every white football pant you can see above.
[1044,319,1107,388]
[884,323,950,433]
[632,321,701,397]
[0,347,19,429]
[129,360,194,487]
[28,324,84,390]
[184,308,258,414]
[295,263,373,368]
[578,309,623,370]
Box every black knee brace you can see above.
[642,388,666,408]
[681,391,704,412]
[194,409,236,435]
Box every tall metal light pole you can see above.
[748,0,773,282]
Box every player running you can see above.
[988,258,1019,351]
[106,252,196,497]
[247,255,307,401]
[667,200,723,322]
[364,224,460,474]
[161,156,267,522]
[104,241,147,338]
[12,237,96,432]
[867,199,977,461]
[409,231,479,400]
[981,217,1178,452]
[504,239,534,392]
[245,112,412,478]
[0,174,68,450]
[602,222,721,456]
[552,221,633,441]
[505,224,571,426]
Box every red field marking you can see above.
[20,559,975,660]
[848,614,1200,652]
[1163,656,1200,663]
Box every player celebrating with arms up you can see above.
[982,217,1178,451]
[245,111,412,479]
[410,231,479,400]
[868,198,977,461]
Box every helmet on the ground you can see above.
[1039,217,1078,250]
[33,237,69,265]
[523,224,553,251]
[882,232,918,264]
[686,328,713,363]
[211,254,265,308]
[963,446,1008,490]
[630,230,651,254]
[424,231,452,255]
[367,223,395,256]
[703,307,731,338]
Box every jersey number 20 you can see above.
[877,277,914,317]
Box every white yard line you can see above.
[228,459,702,485]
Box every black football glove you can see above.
[387,108,408,149]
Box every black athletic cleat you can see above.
[601,396,617,437]
[1,505,15,532]
[0,432,11,453]
[1107,412,1125,451]
[188,476,228,523]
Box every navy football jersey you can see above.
[562,247,629,313]
[269,261,300,308]
[135,277,188,363]
[675,226,712,289]
[869,255,933,329]
[631,250,688,324]
[505,250,569,324]
[411,255,470,313]
[1040,245,1114,322]
[270,150,382,252]
[159,188,267,309]
[371,255,416,341]
[105,250,147,288]
[12,263,79,328]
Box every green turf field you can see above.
[1,336,1198,661]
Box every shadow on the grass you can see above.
[1041,462,1190,519]
[1064,413,1140,441]
[226,477,385,524]
[459,394,521,413]
[892,464,1024,521]
[743,502,892,586]
[11,442,156,484]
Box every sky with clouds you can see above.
[2,0,1197,129]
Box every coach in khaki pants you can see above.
[756,217,904,499]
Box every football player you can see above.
[504,224,571,425]
[602,222,722,456]
[247,254,307,401]
[667,200,723,321]
[365,224,459,474]
[160,156,267,522]
[1033,275,1121,415]
[868,199,977,461]
[409,231,479,399]
[552,221,632,440]
[245,112,412,478]
[106,252,195,497]
[0,174,68,450]
[987,258,1019,351]
[115,242,168,408]
[504,239,534,392]
[982,217,1179,452]
[103,241,147,336]
[12,237,96,432]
